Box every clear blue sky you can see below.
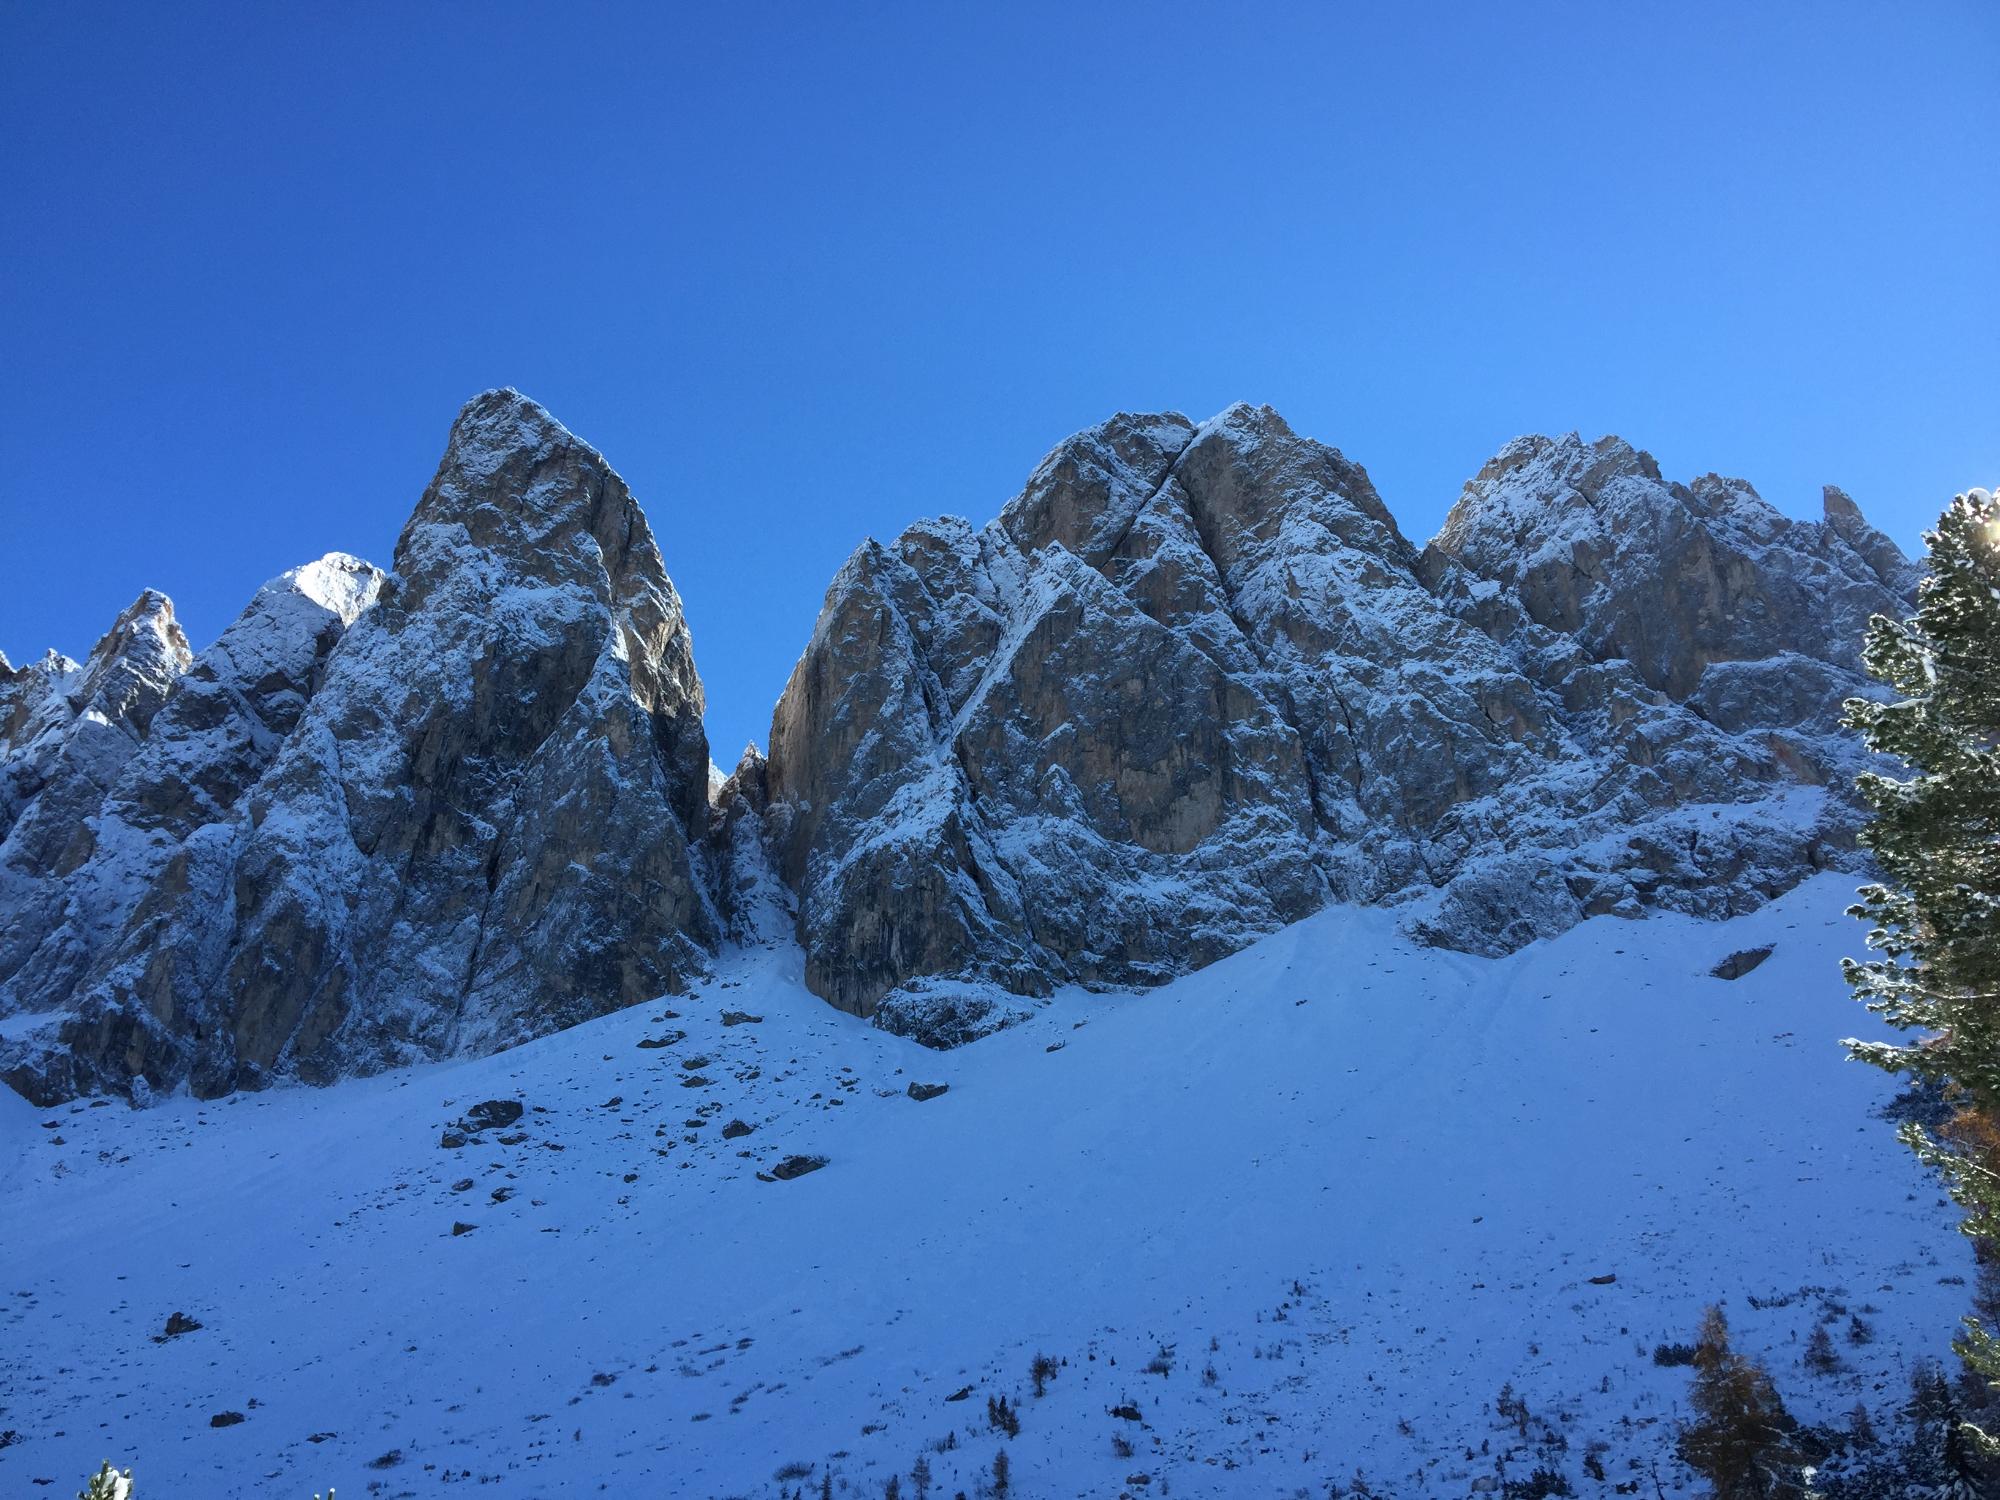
[3,2,1994,760]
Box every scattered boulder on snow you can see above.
[906,1081,949,1102]
[156,1310,202,1340]
[769,1154,827,1181]
[461,1100,524,1133]
[1712,945,1776,980]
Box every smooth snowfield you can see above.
[0,874,1968,1498]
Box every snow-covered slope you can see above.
[0,875,1964,1498]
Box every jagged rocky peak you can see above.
[996,410,1197,561]
[70,589,195,733]
[0,390,721,1104]
[1,651,75,776]
[0,552,389,1031]
[1822,483,1921,594]
[0,589,193,850]
[758,407,1913,1045]
[760,403,1463,1039]
[1424,431,1913,699]
[1,589,190,752]
[205,388,716,1083]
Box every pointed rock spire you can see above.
[3,393,719,1103]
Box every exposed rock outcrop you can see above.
[0,594,194,992]
[752,407,1912,1042]
[2,391,719,1102]
[0,555,382,1026]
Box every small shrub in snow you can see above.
[1803,1324,1844,1376]
[79,1462,132,1500]
[1496,1383,1531,1438]
[1501,1465,1573,1500]
[986,1393,1019,1437]
[1029,1353,1058,1397]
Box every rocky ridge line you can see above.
[0,395,1916,1097]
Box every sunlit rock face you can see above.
[758,408,1912,1043]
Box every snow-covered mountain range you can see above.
[0,391,1914,1103]
[0,392,1959,1500]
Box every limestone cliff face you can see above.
[1,392,718,1102]
[755,407,1913,1043]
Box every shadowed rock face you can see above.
[754,407,1914,1043]
[2,391,719,1103]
